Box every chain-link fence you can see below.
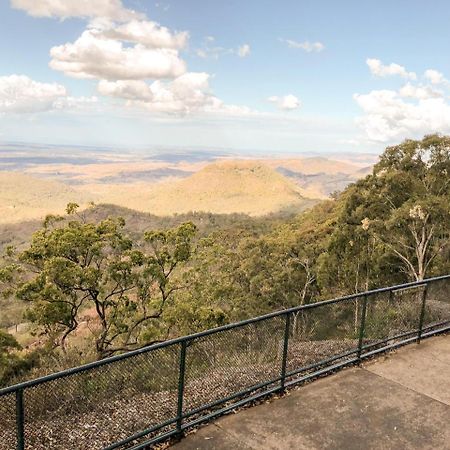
[1,275,449,450]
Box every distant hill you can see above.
[265,157,363,175]
[0,172,95,224]
[0,154,372,224]
[266,157,371,198]
[82,161,317,216]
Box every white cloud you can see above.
[424,69,448,85]
[355,62,450,142]
[268,94,301,110]
[13,1,256,119]
[10,0,141,21]
[354,89,450,142]
[196,49,208,59]
[53,95,98,109]
[98,80,154,100]
[50,29,186,80]
[99,20,188,50]
[398,83,442,100]
[366,58,417,80]
[98,72,253,116]
[0,74,66,113]
[237,44,251,58]
[0,74,97,114]
[281,39,324,52]
[195,39,250,59]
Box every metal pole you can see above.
[16,389,24,450]
[176,340,187,435]
[417,284,428,344]
[357,295,368,360]
[280,313,291,389]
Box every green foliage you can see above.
[13,206,197,359]
[2,134,450,383]
[0,330,22,385]
[319,134,450,294]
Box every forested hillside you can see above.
[0,135,449,387]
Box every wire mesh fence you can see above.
[283,297,362,387]
[0,275,449,450]
[0,392,16,450]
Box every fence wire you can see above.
[0,276,449,450]
[0,392,16,450]
[286,297,361,378]
[15,345,180,450]
[183,315,285,419]
[423,278,450,332]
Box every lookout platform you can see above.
[173,335,450,449]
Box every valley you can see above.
[0,144,375,223]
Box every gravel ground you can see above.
[1,328,447,450]
[0,339,361,450]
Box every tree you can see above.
[0,330,21,385]
[356,135,450,280]
[16,205,196,359]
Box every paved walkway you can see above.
[173,335,450,450]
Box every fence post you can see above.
[417,284,428,344]
[357,295,368,361]
[16,389,24,450]
[280,312,291,390]
[176,340,187,436]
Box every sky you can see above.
[1,0,450,154]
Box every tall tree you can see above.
[16,205,196,358]
[331,135,450,282]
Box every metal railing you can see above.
[1,275,449,450]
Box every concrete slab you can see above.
[173,335,450,450]
[365,337,450,405]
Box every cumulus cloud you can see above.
[398,83,442,100]
[98,72,253,116]
[366,58,417,80]
[268,94,301,110]
[13,0,255,119]
[50,29,186,80]
[0,74,66,113]
[424,69,448,85]
[0,74,96,113]
[354,89,450,142]
[237,44,251,58]
[355,61,450,142]
[10,0,141,21]
[280,39,324,52]
[99,20,188,50]
[98,80,154,100]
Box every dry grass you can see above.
[0,172,96,224]
[78,160,316,216]
[0,155,372,223]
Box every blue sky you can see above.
[1,0,450,154]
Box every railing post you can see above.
[16,389,24,450]
[176,340,187,436]
[417,284,428,344]
[357,295,368,361]
[280,312,291,389]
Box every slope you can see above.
[0,172,95,224]
[84,161,317,216]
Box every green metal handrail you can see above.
[1,274,449,450]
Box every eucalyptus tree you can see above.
[16,204,196,359]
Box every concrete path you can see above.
[173,335,450,450]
